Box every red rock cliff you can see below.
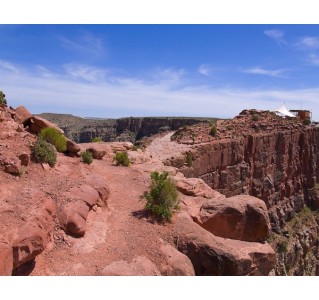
[172,110,319,232]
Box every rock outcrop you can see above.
[171,110,319,232]
[198,195,271,242]
[175,213,276,276]
[159,243,195,276]
[59,185,100,236]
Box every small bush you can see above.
[251,115,259,122]
[303,119,311,126]
[32,138,57,167]
[0,91,7,105]
[210,125,217,137]
[143,171,178,222]
[81,151,93,164]
[277,240,288,253]
[40,127,67,152]
[113,151,131,166]
[185,152,193,167]
[92,137,103,142]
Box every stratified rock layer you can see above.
[172,110,319,231]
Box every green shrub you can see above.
[303,119,311,126]
[277,240,288,253]
[40,127,67,152]
[81,151,93,164]
[92,137,103,142]
[0,91,7,105]
[113,151,131,166]
[143,171,179,222]
[185,152,193,167]
[32,138,57,167]
[210,125,217,137]
[251,115,259,122]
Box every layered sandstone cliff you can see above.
[170,110,319,232]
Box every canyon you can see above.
[1,103,318,276]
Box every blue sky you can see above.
[1,24,319,120]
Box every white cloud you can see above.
[264,29,286,44]
[296,36,319,50]
[152,67,186,86]
[198,64,211,76]
[63,64,107,82]
[0,60,20,73]
[1,60,319,121]
[307,53,319,66]
[242,67,287,78]
[58,31,105,57]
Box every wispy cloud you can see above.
[294,36,319,66]
[1,60,318,121]
[198,64,211,76]
[242,67,287,78]
[58,31,105,57]
[0,59,20,73]
[152,67,186,86]
[63,64,107,82]
[307,53,319,66]
[296,36,319,50]
[264,29,286,44]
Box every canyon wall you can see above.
[38,113,211,143]
[177,127,319,232]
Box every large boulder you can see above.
[87,147,106,160]
[175,213,276,276]
[59,184,100,236]
[174,177,224,199]
[127,150,151,165]
[11,210,54,269]
[199,195,271,242]
[59,201,89,236]
[15,106,32,124]
[100,256,161,276]
[85,174,110,207]
[0,241,13,276]
[66,138,81,156]
[159,243,195,276]
[25,116,64,135]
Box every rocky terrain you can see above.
[37,113,217,143]
[0,102,279,276]
[161,109,319,275]
[1,102,318,276]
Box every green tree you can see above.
[0,91,7,105]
